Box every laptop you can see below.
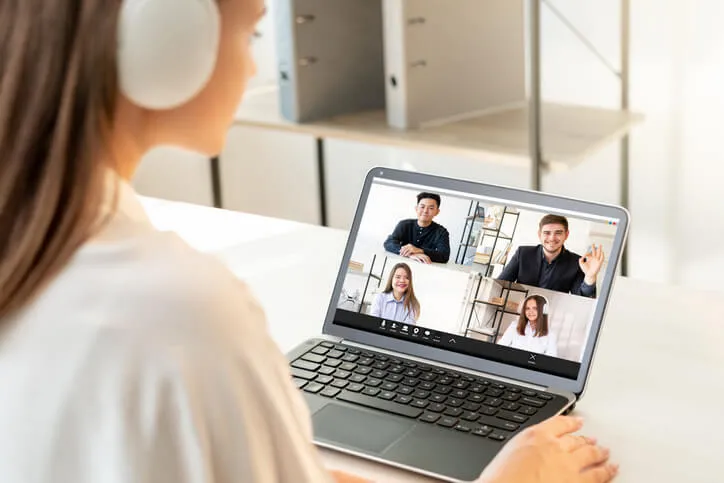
[286,167,629,482]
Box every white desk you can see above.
[142,197,723,483]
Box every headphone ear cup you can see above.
[118,0,221,109]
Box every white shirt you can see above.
[497,322,559,357]
[0,176,331,483]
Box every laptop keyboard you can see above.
[291,341,560,443]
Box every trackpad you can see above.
[313,404,415,454]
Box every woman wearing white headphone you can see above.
[0,1,615,482]
[498,295,559,357]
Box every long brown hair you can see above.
[0,1,121,320]
[517,295,549,337]
[382,263,420,320]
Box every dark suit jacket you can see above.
[498,245,595,297]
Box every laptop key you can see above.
[444,407,463,417]
[437,417,458,428]
[358,358,374,366]
[331,379,349,389]
[447,398,464,407]
[419,382,436,391]
[538,393,554,401]
[486,388,503,397]
[362,387,380,397]
[468,394,484,403]
[522,390,537,397]
[340,362,357,371]
[371,370,387,379]
[481,407,498,416]
[518,406,538,416]
[501,402,520,412]
[320,387,341,398]
[478,416,520,432]
[430,394,447,403]
[404,369,420,377]
[379,391,396,401]
[292,360,320,372]
[461,411,480,421]
[347,383,364,392]
[372,362,389,370]
[334,370,352,379]
[366,378,383,387]
[333,345,348,352]
[520,397,546,408]
[488,432,507,442]
[304,382,324,394]
[348,374,366,383]
[485,398,503,407]
[413,390,430,399]
[311,346,329,355]
[341,354,359,363]
[502,392,520,401]
[290,367,317,380]
[323,359,342,368]
[318,366,335,376]
[452,390,469,399]
[463,402,481,411]
[388,365,405,374]
[395,395,413,405]
[381,382,398,391]
[469,385,485,393]
[327,350,344,359]
[337,391,423,418]
[386,374,404,383]
[508,387,522,393]
[396,385,414,395]
[316,375,334,385]
[347,348,361,355]
[454,424,472,433]
[319,342,334,348]
[453,380,469,390]
[472,426,492,437]
[433,386,452,395]
[354,366,373,375]
[402,378,419,387]
[420,372,437,381]
[301,353,326,364]
[427,403,446,413]
[376,355,389,362]
[498,410,529,424]
[419,412,441,423]
[411,399,429,409]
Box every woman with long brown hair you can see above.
[498,295,559,356]
[370,262,421,324]
[0,1,616,482]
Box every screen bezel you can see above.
[322,167,630,396]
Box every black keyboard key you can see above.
[333,345,348,352]
[462,411,480,421]
[327,350,344,359]
[489,432,507,442]
[379,391,396,401]
[402,378,419,387]
[366,378,383,387]
[397,386,415,395]
[292,360,320,372]
[316,375,334,385]
[468,394,484,403]
[520,397,546,408]
[320,342,334,348]
[522,390,537,397]
[476,379,490,386]
[501,402,520,412]
[304,382,324,394]
[386,374,404,383]
[404,369,420,377]
[427,403,446,413]
[454,424,472,433]
[444,407,463,417]
[333,370,351,379]
[445,371,460,379]
[461,375,475,382]
[437,417,458,428]
[354,366,373,375]
[437,376,453,385]
[381,382,398,391]
[301,353,326,364]
[433,386,452,395]
[486,388,503,397]
[463,402,481,411]
[362,387,380,397]
[411,399,429,409]
[342,355,359,364]
[347,383,364,392]
[371,370,387,379]
[508,387,521,393]
[331,379,349,389]
[376,355,389,362]
[469,384,485,393]
[538,393,554,401]
[291,367,317,380]
[340,362,357,372]
[348,374,366,383]
[430,394,447,403]
[388,365,405,374]
[413,390,430,399]
[491,383,506,390]
[447,398,464,408]
[403,362,418,368]
[478,416,520,432]
[395,395,413,405]
[472,426,492,437]
[485,398,503,407]
[498,411,529,424]
[318,366,335,376]
[481,407,498,416]
[311,346,329,355]
[452,390,469,399]
[432,368,446,375]
[518,406,538,416]
[293,378,307,389]
[419,382,436,391]
[502,392,520,401]
[361,351,374,358]
[453,380,469,390]
[323,359,342,368]
[347,348,362,355]
[372,362,389,370]
[337,391,423,418]
[358,358,374,366]
[419,412,441,423]
[320,387,341,398]
[420,372,437,381]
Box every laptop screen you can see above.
[332,176,623,380]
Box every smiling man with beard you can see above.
[498,214,605,298]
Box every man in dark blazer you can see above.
[498,214,605,298]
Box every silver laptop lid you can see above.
[322,168,629,396]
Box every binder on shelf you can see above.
[382,0,526,129]
[274,0,386,123]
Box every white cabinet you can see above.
[323,138,530,230]
[219,125,322,225]
[132,146,214,206]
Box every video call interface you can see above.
[333,178,621,379]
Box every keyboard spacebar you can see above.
[337,391,423,418]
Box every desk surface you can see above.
[233,87,643,172]
[142,197,723,483]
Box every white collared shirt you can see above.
[0,175,331,483]
[497,322,559,357]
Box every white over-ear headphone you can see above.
[117,0,221,110]
[523,294,550,315]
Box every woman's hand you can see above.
[478,416,618,483]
